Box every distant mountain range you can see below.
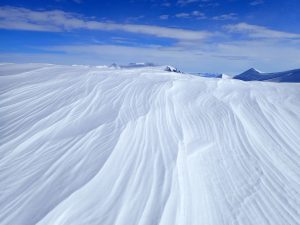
[110,62,156,68]
[110,63,300,83]
[234,68,300,83]
[196,72,222,78]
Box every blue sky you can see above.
[0,0,300,73]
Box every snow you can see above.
[0,63,299,225]
[164,65,181,73]
[221,73,231,79]
[234,68,300,82]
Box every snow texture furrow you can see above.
[0,64,299,225]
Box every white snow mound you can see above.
[0,63,299,225]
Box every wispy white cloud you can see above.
[0,6,212,41]
[176,11,237,20]
[55,0,83,4]
[124,15,144,23]
[191,11,206,19]
[224,23,300,39]
[161,2,171,7]
[250,0,264,6]
[198,0,219,7]
[159,15,169,20]
[175,11,206,19]
[212,13,237,21]
[175,13,190,18]
[177,0,199,6]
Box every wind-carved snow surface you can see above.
[0,63,300,225]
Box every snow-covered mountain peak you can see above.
[247,68,261,73]
[234,67,300,82]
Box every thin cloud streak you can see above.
[177,0,199,6]
[175,11,206,19]
[250,0,264,6]
[0,6,212,41]
[224,23,300,39]
[212,13,237,21]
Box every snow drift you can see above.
[0,63,299,225]
[234,68,300,82]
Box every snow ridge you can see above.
[0,63,299,225]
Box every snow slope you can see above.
[0,63,300,225]
[234,68,300,82]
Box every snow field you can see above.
[0,63,299,225]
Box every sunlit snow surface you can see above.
[0,63,300,225]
